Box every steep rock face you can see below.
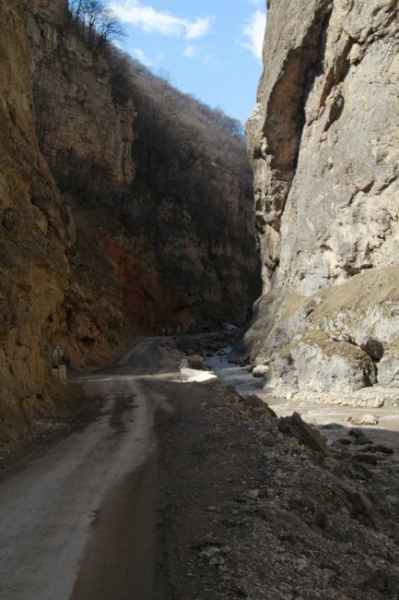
[26,1,259,334]
[27,1,136,192]
[0,0,127,442]
[29,0,70,24]
[244,0,399,392]
[0,1,71,440]
[26,0,128,367]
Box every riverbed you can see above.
[206,349,399,458]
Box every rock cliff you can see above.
[0,0,259,441]
[0,0,64,442]
[244,0,399,392]
[0,0,122,442]
[26,0,259,334]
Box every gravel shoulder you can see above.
[154,375,399,600]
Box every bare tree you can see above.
[97,8,124,49]
[69,0,124,49]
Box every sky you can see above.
[109,0,267,125]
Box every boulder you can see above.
[244,395,277,418]
[187,355,209,371]
[357,336,384,361]
[278,412,328,455]
[252,365,269,378]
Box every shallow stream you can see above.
[206,350,399,458]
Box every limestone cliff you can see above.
[244,0,399,392]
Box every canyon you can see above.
[4,0,398,442]
[1,1,399,599]
[0,0,259,442]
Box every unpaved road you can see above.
[0,338,167,600]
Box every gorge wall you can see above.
[0,0,59,441]
[0,0,259,441]
[27,0,259,334]
[244,0,399,392]
[0,0,129,441]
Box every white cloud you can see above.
[112,39,125,50]
[132,47,153,66]
[185,18,212,40]
[110,1,213,40]
[182,45,214,64]
[240,9,266,60]
[182,44,199,59]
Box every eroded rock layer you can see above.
[244,0,399,392]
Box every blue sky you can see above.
[109,0,267,124]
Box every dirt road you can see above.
[0,338,168,600]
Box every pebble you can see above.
[371,398,384,408]
[248,489,260,500]
[279,583,294,599]
[352,453,378,465]
[349,428,371,444]
[372,443,394,455]
[338,438,351,445]
[209,556,225,567]
[206,505,221,513]
[252,365,269,377]
[346,414,380,426]
[294,557,308,572]
[199,546,220,559]
[385,495,397,505]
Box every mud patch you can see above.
[107,394,136,432]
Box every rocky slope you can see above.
[156,372,399,600]
[243,0,399,393]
